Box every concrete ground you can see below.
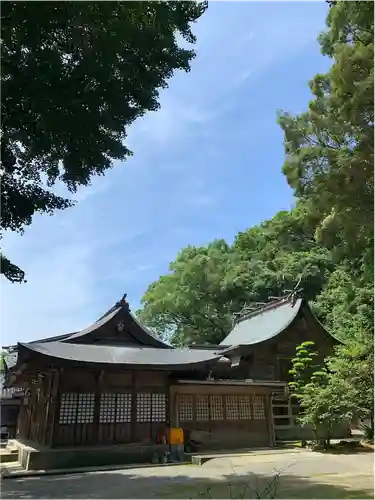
[1,449,374,499]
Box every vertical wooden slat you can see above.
[130,370,137,441]
[94,371,102,444]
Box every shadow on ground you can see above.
[1,468,373,499]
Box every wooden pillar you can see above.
[169,385,179,428]
[25,382,32,440]
[48,370,60,448]
[266,394,275,447]
[38,375,49,445]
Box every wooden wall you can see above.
[19,367,276,450]
[170,384,273,450]
[16,371,59,446]
[53,368,169,447]
[230,313,336,382]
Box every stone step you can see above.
[5,445,18,454]
[5,439,19,455]
[1,461,24,477]
[0,450,18,463]
[188,447,301,466]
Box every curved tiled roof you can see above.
[18,342,227,369]
[220,298,302,346]
[63,303,170,349]
[63,306,122,341]
[4,297,170,351]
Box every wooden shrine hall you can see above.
[4,293,346,470]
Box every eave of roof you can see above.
[18,342,227,369]
[175,379,288,388]
[301,302,342,344]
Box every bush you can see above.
[363,422,374,442]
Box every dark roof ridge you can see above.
[235,294,295,324]
[63,306,123,342]
[4,294,168,350]
[63,295,171,349]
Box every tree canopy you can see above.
[277,1,373,267]
[1,1,207,282]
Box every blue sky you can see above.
[1,1,331,346]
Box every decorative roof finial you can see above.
[287,275,303,306]
[120,293,127,304]
[116,293,130,311]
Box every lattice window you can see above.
[151,393,167,422]
[136,393,167,423]
[59,393,95,424]
[179,395,193,421]
[196,395,209,421]
[99,393,132,424]
[136,393,151,422]
[225,396,239,420]
[210,395,223,420]
[238,396,252,420]
[116,393,132,423]
[253,395,265,420]
[76,393,95,423]
[59,393,78,424]
[99,394,117,423]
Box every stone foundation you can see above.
[9,439,169,471]
[274,421,351,441]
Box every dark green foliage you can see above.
[1,1,207,282]
[290,335,374,445]
[278,1,374,267]
[289,341,343,446]
[363,423,374,442]
[328,335,374,430]
[0,253,26,283]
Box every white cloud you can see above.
[0,1,328,345]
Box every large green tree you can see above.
[329,335,374,438]
[234,208,335,303]
[314,266,373,342]
[138,212,335,346]
[278,1,374,267]
[1,1,207,282]
[138,240,237,346]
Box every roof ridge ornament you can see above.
[115,293,130,311]
[232,276,304,325]
[285,275,303,306]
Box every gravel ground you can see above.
[1,449,373,499]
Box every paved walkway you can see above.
[1,450,374,498]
